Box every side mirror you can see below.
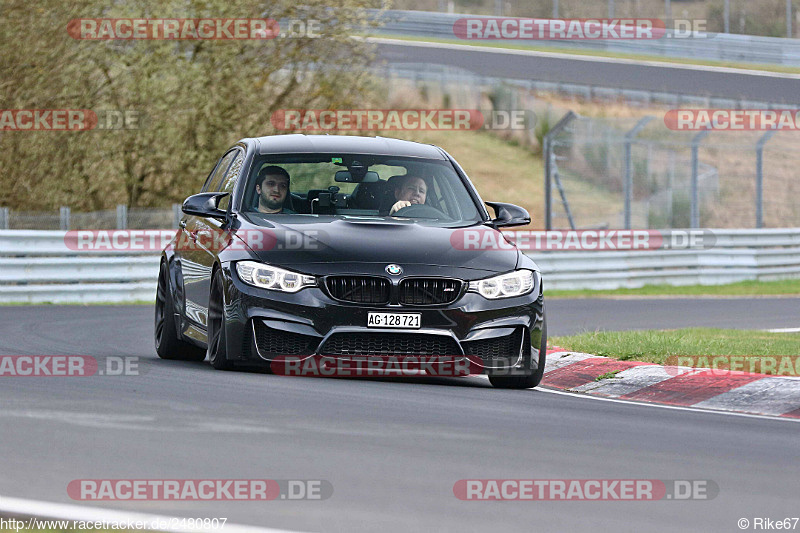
[182,192,229,220]
[485,201,531,228]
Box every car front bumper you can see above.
[220,264,545,376]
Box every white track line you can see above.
[765,327,800,333]
[369,37,800,80]
[0,495,309,533]
[535,386,800,423]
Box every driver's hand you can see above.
[389,200,411,215]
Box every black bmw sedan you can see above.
[155,134,546,388]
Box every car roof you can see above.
[250,134,447,159]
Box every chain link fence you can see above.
[545,114,800,229]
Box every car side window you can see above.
[202,150,237,193]
[216,151,244,211]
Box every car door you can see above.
[180,149,239,328]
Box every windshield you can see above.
[242,153,483,226]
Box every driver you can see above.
[389,175,428,215]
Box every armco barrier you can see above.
[0,230,161,303]
[0,229,799,303]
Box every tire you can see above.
[155,261,206,361]
[489,319,547,389]
[207,268,234,370]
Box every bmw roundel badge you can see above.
[385,264,403,275]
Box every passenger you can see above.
[255,165,295,214]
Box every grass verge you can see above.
[551,328,800,366]
[545,278,800,298]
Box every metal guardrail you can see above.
[530,228,800,290]
[0,205,182,231]
[0,230,161,303]
[534,248,800,290]
[373,10,800,67]
[1,229,799,302]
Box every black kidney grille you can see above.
[254,321,317,356]
[462,329,521,363]
[399,278,462,305]
[321,333,460,357]
[326,276,391,304]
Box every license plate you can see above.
[367,312,421,329]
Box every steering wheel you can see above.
[393,203,448,219]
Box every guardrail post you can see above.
[724,0,730,33]
[544,137,552,230]
[665,0,671,31]
[690,130,710,229]
[788,0,793,38]
[116,204,127,230]
[59,206,70,230]
[608,0,615,18]
[0,207,8,230]
[756,130,777,229]
[667,151,676,227]
[173,203,182,229]
[624,116,655,229]
[552,0,559,19]
[543,111,577,230]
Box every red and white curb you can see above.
[542,349,800,419]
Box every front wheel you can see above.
[155,261,206,362]
[489,320,547,389]
[207,269,234,370]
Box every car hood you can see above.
[234,215,519,277]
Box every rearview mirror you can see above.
[485,201,531,228]
[182,192,229,220]
[335,170,379,183]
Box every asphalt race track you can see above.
[0,303,798,532]
[376,40,800,105]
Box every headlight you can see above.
[468,270,537,299]
[235,261,316,293]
